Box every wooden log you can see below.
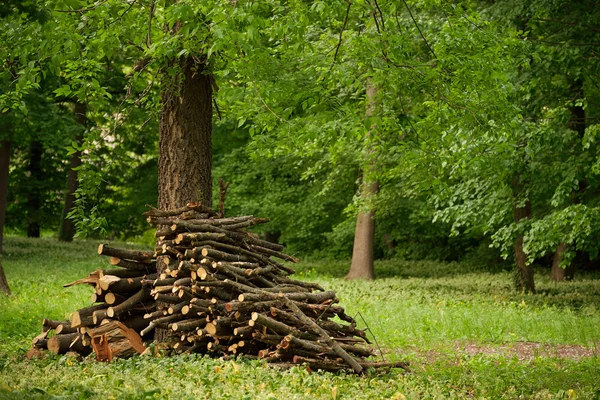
[224,300,282,313]
[248,244,299,263]
[55,323,77,335]
[200,248,253,263]
[144,202,217,218]
[42,319,66,332]
[88,321,146,361]
[182,304,208,316]
[168,301,188,315]
[221,280,364,373]
[175,232,227,245]
[98,244,154,262]
[109,257,156,272]
[100,269,146,279]
[170,319,208,332]
[47,333,90,355]
[221,218,270,230]
[140,314,185,336]
[279,297,364,374]
[100,274,155,293]
[169,221,284,252]
[250,313,315,340]
[233,326,254,338]
[107,287,152,319]
[71,304,108,328]
[32,331,49,348]
[104,292,127,306]
[261,285,310,293]
[239,291,337,304]
[64,270,102,287]
[144,309,167,319]
[269,274,323,291]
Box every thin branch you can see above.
[54,0,109,13]
[252,85,285,123]
[329,0,352,73]
[372,0,385,31]
[147,0,156,48]
[401,0,436,59]
[106,0,137,27]
[213,98,222,120]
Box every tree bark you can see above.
[58,101,85,241]
[513,198,535,293]
[0,140,10,254]
[346,81,378,280]
[27,140,43,238]
[155,56,212,341]
[158,56,212,211]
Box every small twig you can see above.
[402,0,436,59]
[372,0,385,31]
[252,85,285,123]
[147,0,155,48]
[354,311,385,362]
[213,98,222,120]
[218,178,231,218]
[106,0,137,27]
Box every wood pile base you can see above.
[30,203,408,374]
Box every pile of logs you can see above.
[30,203,408,373]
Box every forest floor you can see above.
[0,236,599,399]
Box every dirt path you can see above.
[458,341,598,360]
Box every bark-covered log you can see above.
[107,287,152,319]
[47,333,90,355]
[71,304,108,328]
[98,244,154,263]
[109,257,156,272]
[88,321,146,361]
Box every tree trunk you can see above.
[158,57,212,212]
[0,140,10,254]
[551,242,575,282]
[27,140,43,238]
[155,56,213,341]
[513,199,535,293]
[550,79,586,281]
[58,101,85,241]
[346,81,378,280]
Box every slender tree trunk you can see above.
[551,242,575,281]
[346,81,378,280]
[0,140,10,254]
[27,140,43,238]
[0,262,9,296]
[0,140,11,295]
[513,198,535,293]
[551,79,586,281]
[58,101,85,241]
[155,56,212,341]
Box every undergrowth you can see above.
[0,236,599,399]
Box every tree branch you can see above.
[329,0,352,73]
[401,0,436,59]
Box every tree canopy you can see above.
[2,0,600,291]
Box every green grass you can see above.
[1,236,599,399]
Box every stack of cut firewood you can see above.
[30,203,408,373]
